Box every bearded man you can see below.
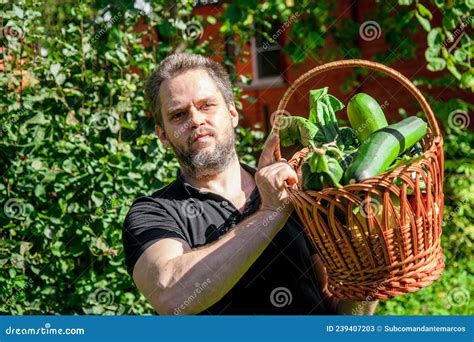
[122,53,378,315]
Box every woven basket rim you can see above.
[271,59,444,162]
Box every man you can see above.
[122,53,378,315]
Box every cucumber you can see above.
[347,93,388,142]
[344,116,427,183]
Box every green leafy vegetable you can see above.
[308,87,345,143]
[337,126,358,151]
[278,116,319,147]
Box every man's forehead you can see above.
[160,69,220,107]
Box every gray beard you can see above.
[170,131,237,179]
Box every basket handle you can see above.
[271,59,441,160]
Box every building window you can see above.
[249,23,285,87]
[193,0,220,6]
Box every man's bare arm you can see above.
[134,133,298,315]
[133,208,291,315]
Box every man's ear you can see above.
[155,124,171,148]
[228,101,239,128]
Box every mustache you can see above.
[188,128,216,144]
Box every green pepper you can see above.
[302,152,343,191]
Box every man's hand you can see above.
[256,133,298,214]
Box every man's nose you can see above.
[188,106,206,128]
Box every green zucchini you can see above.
[347,93,388,142]
[344,116,427,183]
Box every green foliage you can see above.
[0,0,260,315]
[1,0,472,316]
[218,1,472,92]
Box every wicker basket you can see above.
[273,60,445,301]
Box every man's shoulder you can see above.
[128,178,186,211]
[150,178,185,200]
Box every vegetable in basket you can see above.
[347,93,388,142]
[344,116,428,183]
[277,87,428,190]
[278,116,319,148]
[302,143,344,191]
[279,87,360,191]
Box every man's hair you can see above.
[145,53,233,126]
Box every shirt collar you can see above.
[177,163,257,196]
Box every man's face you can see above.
[156,69,239,178]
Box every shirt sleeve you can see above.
[122,197,187,277]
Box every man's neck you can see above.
[181,157,255,200]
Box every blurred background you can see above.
[0,0,472,315]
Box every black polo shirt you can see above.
[122,163,334,315]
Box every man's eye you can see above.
[172,112,185,120]
[201,103,213,111]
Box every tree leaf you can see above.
[427,57,446,71]
[55,73,66,85]
[206,16,217,25]
[427,28,443,47]
[446,59,462,79]
[34,184,46,197]
[417,3,433,19]
[91,191,104,207]
[416,12,431,31]
[454,49,467,63]
[460,73,474,89]
[50,63,61,77]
